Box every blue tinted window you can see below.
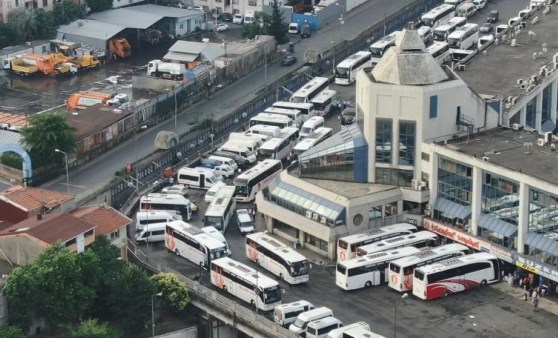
[430,95,438,119]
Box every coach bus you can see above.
[233,159,282,202]
[356,231,438,256]
[335,51,372,85]
[139,193,193,221]
[427,41,451,64]
[448,23,479,51]
[273,101,315,120]
[290,77,329,103]
[203,186,236,233]
[421,4,455,28]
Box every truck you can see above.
[54,62,79,76]
[300,21,311,38]
[244,10,255,24]
[9,54,55,76]
[108,38,132,59]
[66,91,114,111]
[147,59,186,81]
[106,93,131,110]
[69,55,101,70]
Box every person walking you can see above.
[533,291,540,311]
[524,286,529,301]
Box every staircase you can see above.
[456,112,475,136]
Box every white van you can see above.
[204,182,226,203]
[135,223,166,244]
[236,209,255,234]
[300,116,325,139]
[327,322,370,338]
[202,226,232,255]
[289,22,299,34]
[219,142,257,163]
[244,10,255,24]
[457,3,477,18]
[177,167,223,189]
[135,210,178,232]
[306,317,344,338]
[275,300,315,327]
[208,155,238,172]
[246,125,281,139]
[289,307,333,336]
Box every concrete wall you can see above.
[0,235,44,266]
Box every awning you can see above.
[163,51,198,62]
[541,120,556,133]
[434,197,471,220]
[478,214,517,238]
[526,232,558,256]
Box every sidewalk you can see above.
[492,282,558,315]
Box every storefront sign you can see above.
[514,255,558,283]
[515,261,539,275]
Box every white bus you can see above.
[335,51,373,85]
[387,243,469,292]
[448,23,479,51]
[310,89,337,117]
[246,232,310,284]
[211,257,282,311]
[336,247,422,290]
[203,186,236,233]
[273,101,315,120]
[165,220,229,269]
[292,127,333,156]
[427,41,451,64]
[433,17,467,42]
[233,159,282,202]
[326,322,371,338]
[421,4,456,28]
[290,77,329,103]
[413,253,500,300]
[337,223,418,261]
[369,31,399,65]
[264,107,303,127]
[139,193,192,221]
[356,231,438,256]
[339,327,386,338]
[249,112,294,129]
[258,127,299,162]
[245,124,281,140]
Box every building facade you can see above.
[193,0,283,16]
[0,0,53,23]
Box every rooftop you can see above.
[0,40,50,56]
[88,8,162,30]
[125,4,203,18]
[0,185,75,212]
[0,213,94,244]
[67,104,133,140]
[57,20,126,41]
[296,176,398,199]
[458,8,558,104]
[440,127,558,185]
[71,204,132,235]
[166,41,225,62]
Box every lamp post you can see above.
[54,149,69,193]
[394,293,408,338]
[151,292,163,337]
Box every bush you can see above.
[0,152,23,169]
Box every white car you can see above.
[233,14,243,24]
[162,184,188,196]
[187,5,205,11]
[215,23,229,32]
[473,0,486,9]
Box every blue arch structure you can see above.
[0,144,32,185]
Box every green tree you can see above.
[151,273,190,313]
[72,319,122,338]
[7,8,36,42]
[0,325,25,338]
[0,24,17,49]
[32,9,56,40]
[84,0,112,13]
[20,111,76,167]
[268,0,289,45]
[53,1,87,26]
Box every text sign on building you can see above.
[514,255,558,283]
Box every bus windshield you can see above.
[234,179,248,196]
[448,38,460,49]
[422,18,434,27]
[205,216,222,228]
[211,247,229,260]
[336,66,349,77]
[414,270,425,281]
[336,263,346,275]
[291,260,309,277]
[262,286,282,304]
[370,47,384,57]
[433,30,447,41]
[259,148,275,157]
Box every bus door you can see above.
[200,174,205,189]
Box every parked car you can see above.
[480,22,493,33]
[487,10,499,23]
[188,5,205,11]
[472,0,486,10]
[162,184,188,196]
[215,23,229,32]
[233,14,244,24]
[219,13,233,22]
[282,55,297,66]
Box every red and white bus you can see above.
[387,243,469,292]
[337,223,417,261]
[412,252,500,300]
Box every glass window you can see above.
[399,121,416,165]
[274,220,298,238]
[542,83,552,123]
[304,233,328,252]
[375,168,413,187]
[437,157,472,206]
[529,188,558,234]
[421,152,430,162]
[429,95,438,118]
[526,97,536,128]
[376,118,392,163]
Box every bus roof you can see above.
[447,16,466,26]
[421,4,454,19]
[264,107,301,115]
[415,252,497,274]
[167,220,225,250]
[246,232,307,263]
[294,137,318,151]
[339,223,418,244]
[358,231,438,254]
[260,137,284,150]
[310,89,337,104]
[342,326,386,338]
[427,41,449,53]
[247,124,281,136]
[292,77,329,98]
[389,243,469,268]
[251,112,293,123]
[370,32,399,48]
[234,159,281,180]
[212,257,279,288]
[310,127,333,138]
[273,101,314,109]
[140,193,190,205]
[448,23,478,39]
[339,247,422,269]
[205,186,235,217]
[337,51,372,69]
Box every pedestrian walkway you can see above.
[492,282,558,316]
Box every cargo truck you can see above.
[147,59,186,81]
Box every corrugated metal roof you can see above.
[168,41,224,62]
[88,9,163,30]
[57,20,126,41]
[170,41,208,54]
[163,51,198,62]
[434,197,471,220]
[126,4,204,18]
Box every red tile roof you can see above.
[0,213,94,244]
[0,185,74,212]
[71,204,131,235]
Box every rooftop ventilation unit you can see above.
[512,123,521,130]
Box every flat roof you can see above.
[58,20,126,41]
[126,4,203,18]
[88,8,162,30]
[439,127,558,185]
[459,8,558,102]
[67,104,133,140]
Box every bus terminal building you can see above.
[256,28,558,284]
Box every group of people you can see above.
[504,271,542,311]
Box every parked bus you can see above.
[249,112,294,129]
[336,247,422,290]
[310,89,338,116]
[246,232,310,284]
[335,51,373,85]
[433,17,467,42]
[273,101,315,120]
[139,193,193,220]
[338,326,386,338]
[245,124,281,140]
[233,159,282,202]
[264,107,303,127]
[356,231,438,256]
[337,223,418,261]
[293,127,333,156]
[258,127,299,161]
[413,253,500,300]
[211,257,282,311]
[369,31,400,65]
[421,4,456,28]
[387,243,469,292]
[203,186,236,233]
[290,77,329,103]
[165,220,229,269]
[448,23,479,51]
[326,322,370,338]
[427,41,451,64]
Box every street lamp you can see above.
[394,293,408,338]
[254,230,268,315]
[54,149,69,193]
[151,292,163,337]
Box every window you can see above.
[110,230,120,240]
[180,24,184,29]
[248,0,257,5]
[399,120,416,165]
[375,168,413,187]
[421,152,430,162]
[376,118,392,163]
[305,233,328,252]
[429,95,438,118]
[42,0,47,6]
[84,229,94,238]
[66,238,76,246]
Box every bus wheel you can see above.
[175,249,180,256]
[442,291,449,298]
[365,281,372,288]
[481,279,488,287]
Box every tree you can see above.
[151,273,190,313]
[32,9,56,40]
[84,0,112,13]
[241,12,271,39]
[20,111,76,167]
[268,0,289,45]
[72,319,122,338]
[0,24,17,49]
[0,325,25,338]
[53,1,87,26]
[7,8,36,42]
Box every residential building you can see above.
[0,0,53,24]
